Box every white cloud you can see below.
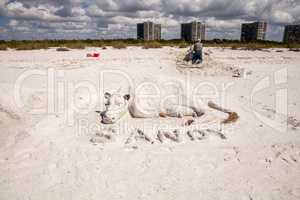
[8,19,18,27]
[271,11,294,24]
[0,0,299,40]
[205,17,243,29]
[6,1,90,22]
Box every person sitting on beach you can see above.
[192,39,203,64]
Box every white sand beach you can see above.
[0,47,300,200]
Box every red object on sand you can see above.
[87,53,100,58]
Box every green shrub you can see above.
[15,43,49,50]
[65,42,86,49]
[0,45,7,51]
[178,42,189,48]
[231,44,239,50]
[142,42,163,49]
[111,42,127,49]
[242,43,262,51]
[84,40,103,48]
[286,43,299,49]
[1,39,298,51]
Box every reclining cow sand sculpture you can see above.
[98,88,239,125]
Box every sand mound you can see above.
[176,52,243,77]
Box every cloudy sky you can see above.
[0,0,299,41]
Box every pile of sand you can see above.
[176,52,244,77]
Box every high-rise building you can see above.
[283,24,300,43]
[181,21,205,42]
[241,21,267,42]
[137,21,161,41]
[154,24,161,41]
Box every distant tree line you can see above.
[0,39,299,51]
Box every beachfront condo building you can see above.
[283,24,300,43]
[241,21,267,42]
[181,21,206,42]
[137,21,161,41]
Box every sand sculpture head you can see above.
[100,91,131,124]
